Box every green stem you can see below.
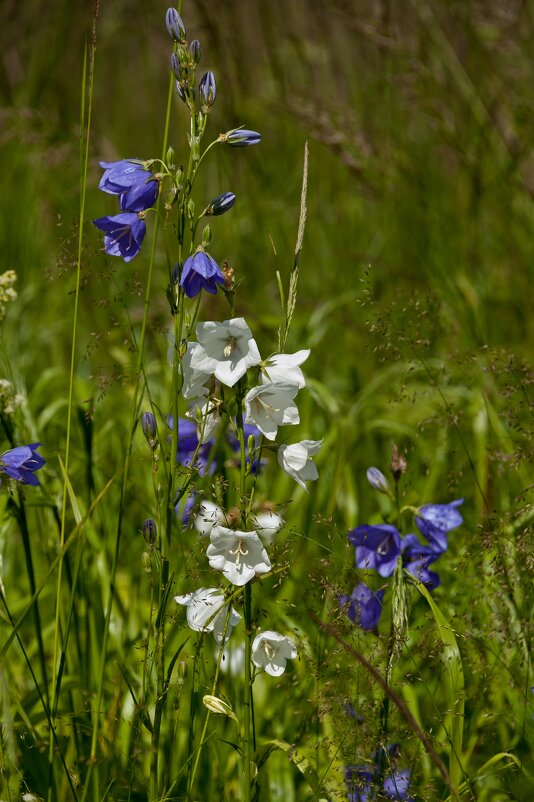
[81,68,175,802]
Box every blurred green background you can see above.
[0,1,533,798]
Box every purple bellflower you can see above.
[340,582,384,631]
[0,443,45,486]
[93,212,146,262]
[171,416,215,475]
[401,534,441,590]
[348,523,401,577]
[98,160,159,212]
[416,498,464,553]
[178,250,225,298]
[221,129,261,147]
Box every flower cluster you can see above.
[93,160,160,261]
[341,493,463,630]
[174,312,323,673]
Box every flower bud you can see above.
[165,8,186,43]
[189,39,201,65]
[201,224,211,246]
[142,412,156,442]
[141,551,152,573]
[202,694,237,721]
[170,52,180,80]
[177,660,188,685]
[220,128,261,147]
[199,71,216,111]
[366,467,392,496]
[166,146,176,171]
[204,192,236,217]
[143,517,157,546]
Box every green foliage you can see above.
[0,1,532,800]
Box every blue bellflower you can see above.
[179,250,225,298]
[340,582,384,631]
[401,534,441,590]
[416,498,464,553]
[0,443,45,486]
[172,417,215,475]
[348,523,401,577]
[98,160,159,212]
[93,213,146,262]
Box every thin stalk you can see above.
[82,69,175,802]
[49,8,98,794]
[236,390,252,802]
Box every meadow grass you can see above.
[0,1,532,800]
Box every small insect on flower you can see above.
[0,443,45,486]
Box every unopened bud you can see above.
[142,411,156,440]
[189,39,201,65]
[177,660,188,685]
[201,224,211,246]
[141,551,152,573]
[143,518,157,546]
[166,146,176,171]
[204,192,236,217]
[165,8,186,43]
[202,694,237,721]
[366,467,392,496]
[199,71,216,111]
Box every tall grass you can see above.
[0,1,532,800]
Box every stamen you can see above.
[229,538,249,565]
[223,336,238,357]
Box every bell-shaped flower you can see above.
[348,523,401,578]
[206,526,271,586]
[260,349,310,388]
[179,250,225,298]
[339,582,384,631]
[416,498,464,553]
[0,443,45,486]
[191,318,262,387]
[93,212,146,262]
[244,382,300,441]
[277,439,323,490]
[383,768,413,801]
[194,500,225,536]
[252,510,284,545]
[98,159,159,212]
[401,534,441,590]
[174,587,241,643]
[251,631,297,677]
[181,342,211,401]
